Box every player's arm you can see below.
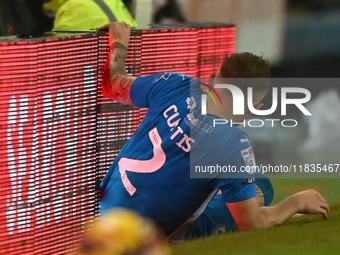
[227,189,330,231]
[97,22,136,106]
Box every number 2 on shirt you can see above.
[118,127,166,196]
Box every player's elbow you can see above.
[102,78,134,106]
[102,74,122,100]
[102,79,117,99]
[102,66,115,99]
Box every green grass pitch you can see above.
[171,178,340,255]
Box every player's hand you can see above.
[96,22,131,49]
[293,189,330,219]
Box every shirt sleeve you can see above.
[216,132,257,203]
[130,73,160,108]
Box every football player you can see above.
[97,22,329,241]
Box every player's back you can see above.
[100,72,254,237]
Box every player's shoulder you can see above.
[228,129,253,159]
[192,115,252,158]
[150,72,194,84]
[216,125,253,163]
[131,72,197,108]
[204,116,251,147]
[226,126,250,147]
[132,72,194,87]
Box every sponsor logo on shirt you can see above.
[240,147,256,174]
[242,177,255,186]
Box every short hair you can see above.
[219,52,270,92]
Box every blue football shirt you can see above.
[100,72,257,238]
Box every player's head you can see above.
[207,52,270,121]
[217,52,270,79]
